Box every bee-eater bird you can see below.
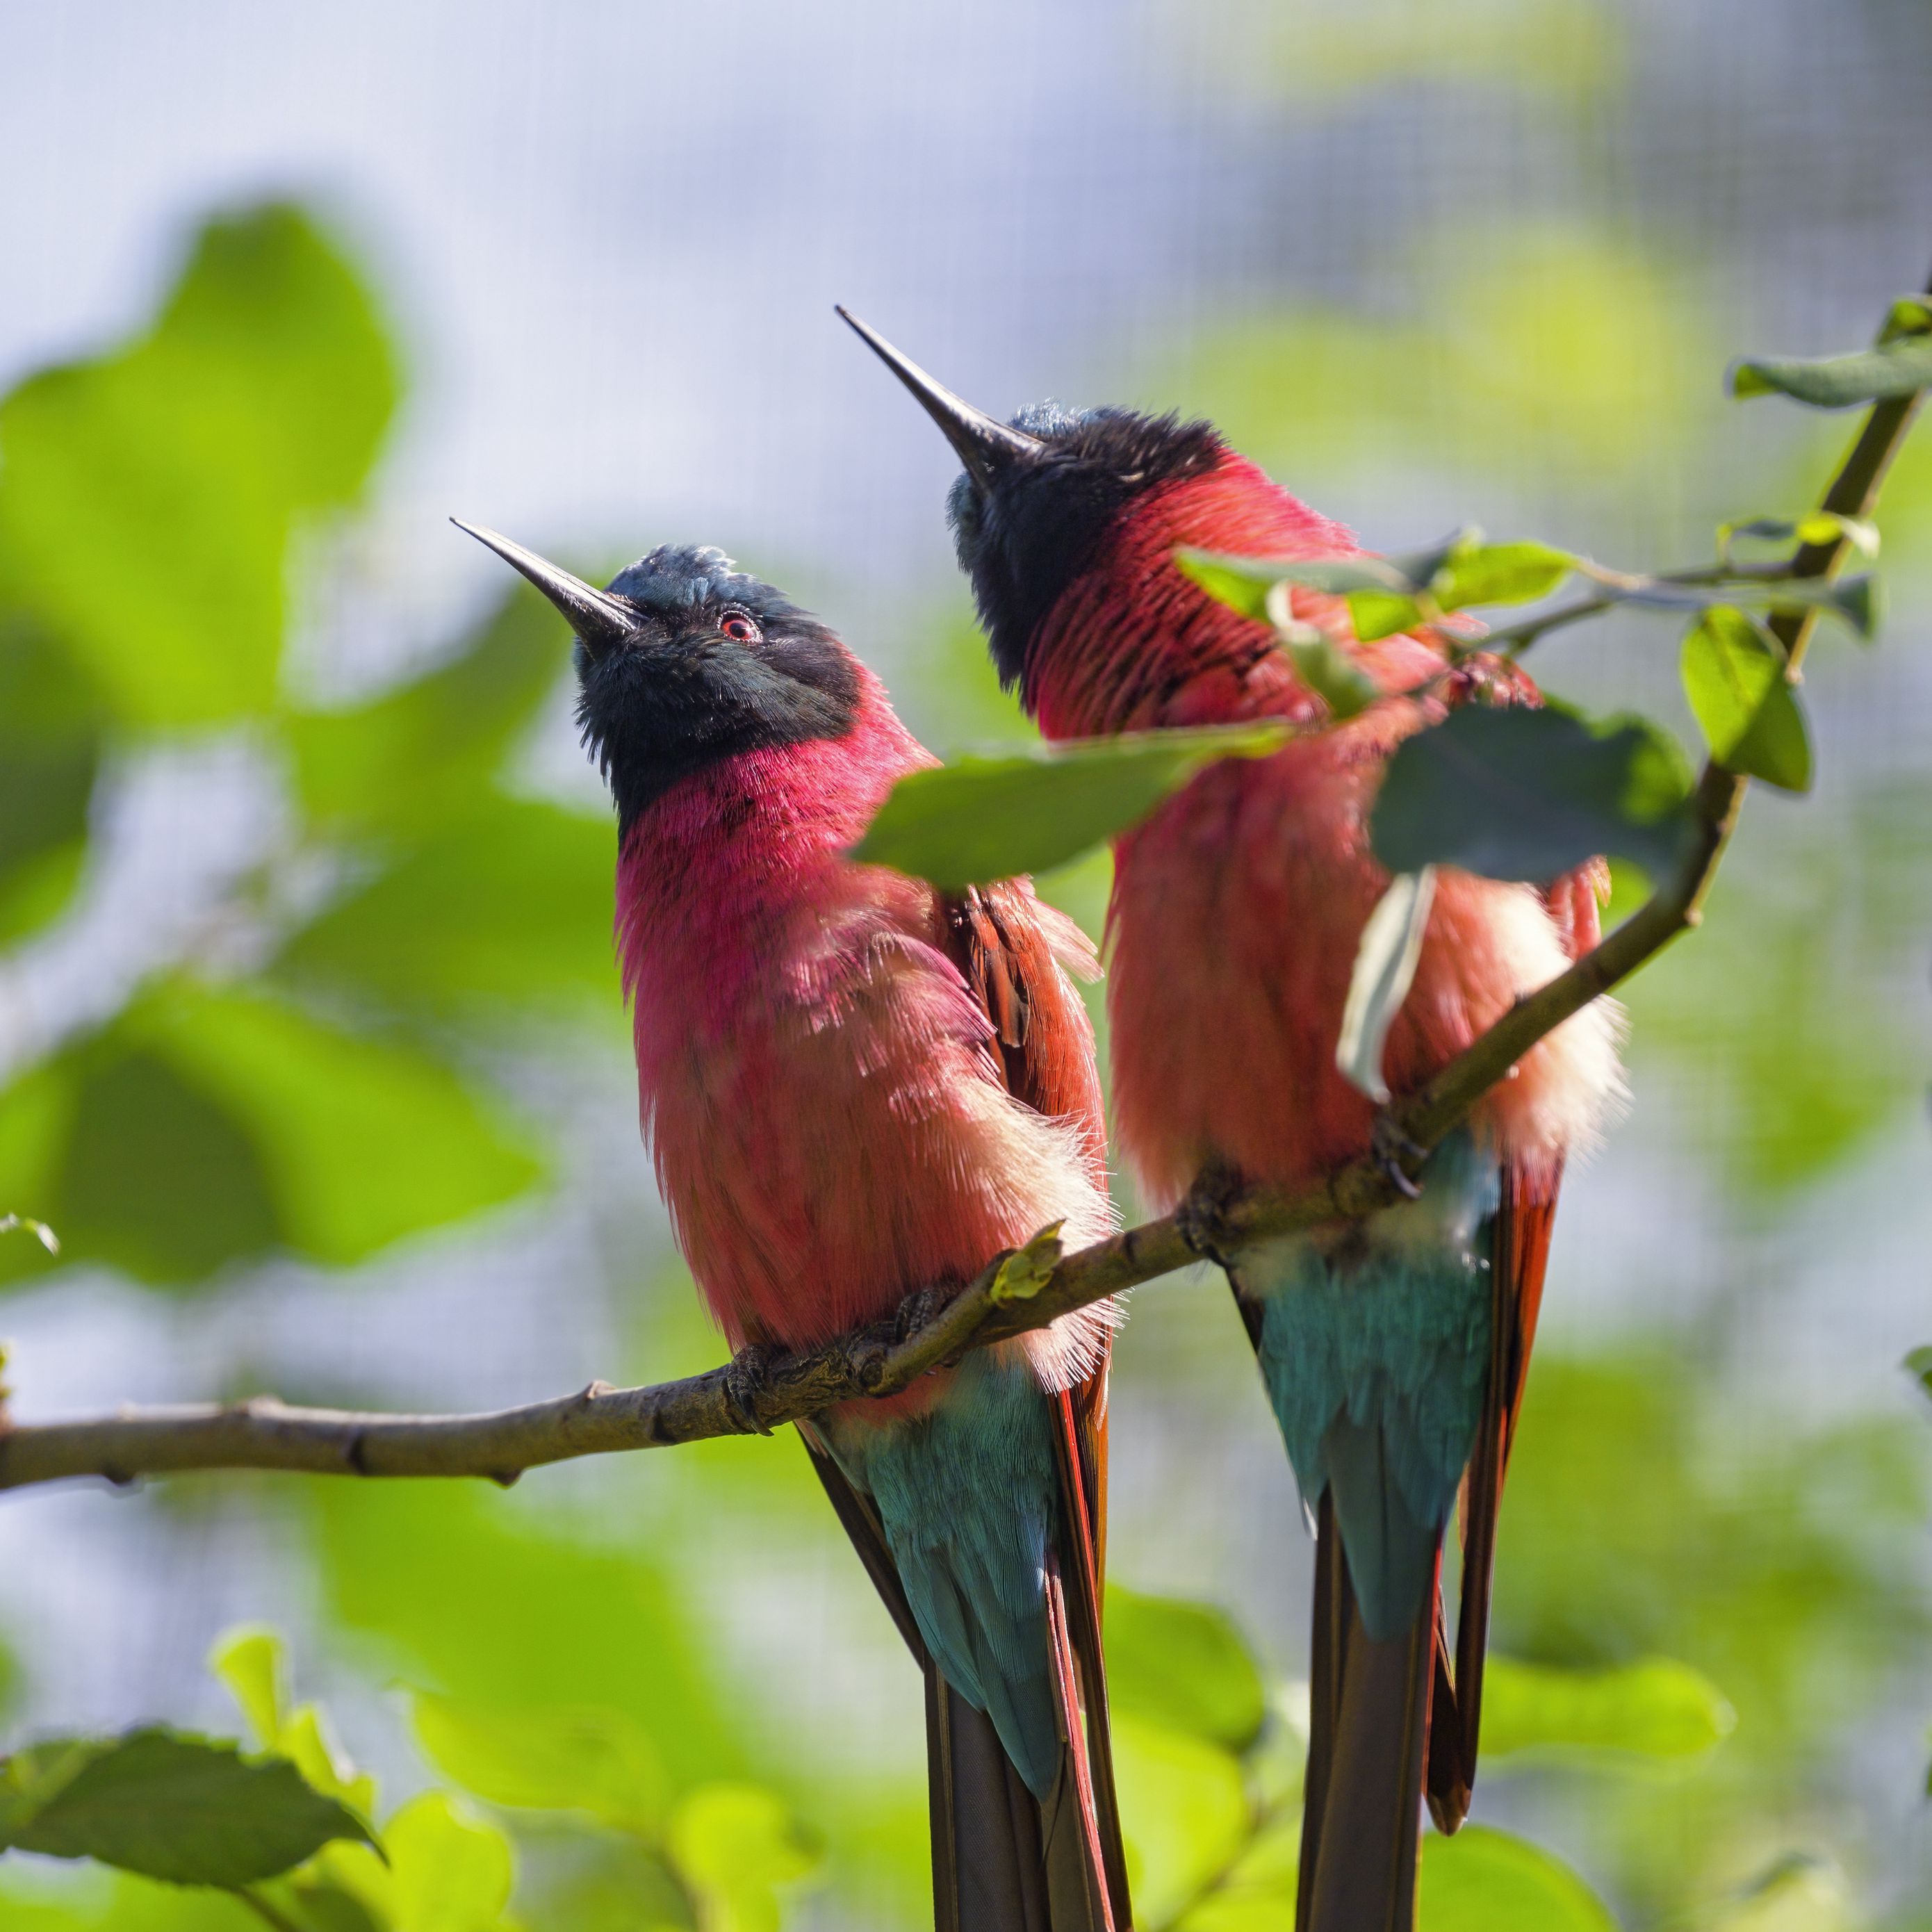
[455,522,1132,1932]
[842,314,1624,1932]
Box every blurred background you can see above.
[1,1,1929,1927]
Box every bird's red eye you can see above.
[719,610,761,643]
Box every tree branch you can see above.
[1,308,1922,1503]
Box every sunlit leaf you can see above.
[1370,704,1694,883]
[1343,587,1423,641]
[1336,868,1437,1102]
[0,204,397,726]
[852,726,1291,890]
[366,1793,513,1932]
[1420,1826,1616,1931]
[668,1783,819,1932]
[1481,1655,1735,1766]
[1104,1588,1268,1751]
[289,583,574,836]
[0,1730,375,1887]
[1434,541,1575,609]
[211,1629,286,1755]
[412,1693,667,1836]
[1731,335,1932,407]
[1680,609,1812,792]
[1113,1717,1250,1927]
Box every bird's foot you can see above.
[1370,1114,1427,1201]
[1177,1159,1245,1273]
[894,1283,949,1343]
[723,1342,779,1436]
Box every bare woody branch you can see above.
[1,331,1922,1502]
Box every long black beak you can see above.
[836,307,1043,494]
[451,518,637,655]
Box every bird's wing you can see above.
[939,880,1129,1931]
[1425,1160,1561,1833]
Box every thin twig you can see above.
[0,302,1922,1503]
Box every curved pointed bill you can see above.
[450,518,637,656]
[835,306,1042,495]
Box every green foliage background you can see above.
[2,4,1931,1928]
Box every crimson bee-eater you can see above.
[455,523,1133,1932]
[842,316,1624,1932]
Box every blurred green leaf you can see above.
[1282,628,1384,716]
[289,585,573,837]
[277,799,618,1020]
[1113,1716,1250,1929]
[0,619,104,941]
[0,980,540,1288]
[1680,609,1812,792]
[0,204,397,726]
[1434,541,1575,609]
[1906,1345,1932,1400]
[211,1629,286,1755]
[1370,704,1694,882]
[1731,336,1932,408]
[1170,1816,1298,1931]
[666,1783,817,1932]
[211,1628,378,1819]
[412,1694,667,1837]
[1177,547,1412,615]
[1481,1655,1735,1767]
[0,1730,375,1887]
[853,726,1290,890]
[1104,1588,1268,1751]
[1418,1825,1616,1931]
[313,1484,746,1794]
[345,1793,513,1932]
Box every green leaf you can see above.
[276,799,619,1020]
[1433,541,1575,609]
[1103,1588,1268,1751]
[411,1693,667,1836]
[210,1628,377,1818]
[1680,608,1812,792]
[1344,587,1425,642]
[1370,703,1694,883]
[0,204,398,726]
[1279,625,1384,716]
[288,583,574,836]
[667,1783,819,1932]
[0,619,104,941]
[370,1793,514,1932]
[1904,1345,1932,1398]
[1172,1817,1299,1931]
[0,1730,375,1887]
[1112,1717,1250,1929]
[1336,869,1438,1102]
[1481,1655,1735,1766]
[0,981,540,1288]
[211,1629,286,1754]
[1419,1826,1616,1931]
[988,1221,1067,1305]
[851,725,1291,890]
[1731,334,1932,407]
